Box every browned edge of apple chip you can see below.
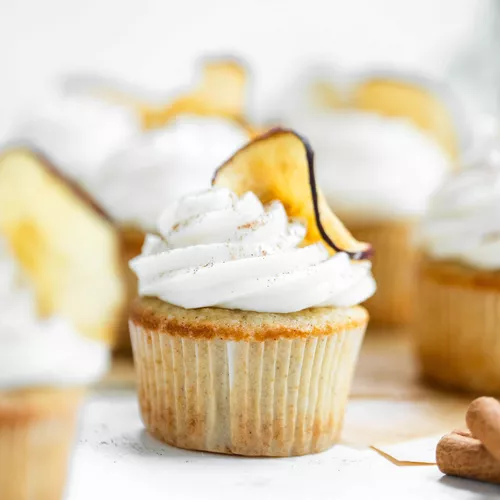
[212,128,373,260]
[0,142,113,224]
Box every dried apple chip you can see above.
[145,59,248,129]
[0,148,126,345]
[298,72,460,161]
[62,60,249,131]
[351,77,459,159]
[213,128,372,259]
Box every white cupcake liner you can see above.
[130,321,365,456]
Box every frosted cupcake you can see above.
[0,241,108,500]
[0,148,126,348]
[279,70,460,327]
[7,62,252,352]
[415,136,500,394]
[129,129,376,456]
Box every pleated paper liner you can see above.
[0,388,84,500]
[348,219,417,328]
[414,257,500,395]
[130,317,366,457]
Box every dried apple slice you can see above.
[212,128,371,259]
[70,61,251,131]
[144,59,248,129]
[0,148,126,345]
[351,77,459,159]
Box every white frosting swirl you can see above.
[130,188,376,313]
[285,110,451,221]
[11,92,141,190]
[91,115,249,230]
[0,241,109,389]
[419,144,500,270]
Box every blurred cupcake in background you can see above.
[86,59,254,235]
[92,114,249,232]
[0,239,108,500]
[0,148,126,348]
[415,120,500,394]
[87,59,253,351]
[276,68,463,328]
[5,58,255,352]
[92,117,250,352]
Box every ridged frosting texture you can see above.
[91,115,249,230]
[285,110,451,221]
[130,188,376,312]
[419,143,500,270]
[0,241,109,388]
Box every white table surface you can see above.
[66,391,500,500]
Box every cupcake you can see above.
[278,69,461,327]
[415,133,500,394]
[129,129,376,456]
[0,148,126,347]
[0,240,108,500]
[7,60,252,352]
[8,88,139,351]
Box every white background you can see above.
[0,0,489,135]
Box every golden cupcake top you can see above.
[131,296,369,341]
